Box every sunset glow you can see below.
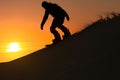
[7,42,21,52]
[0,0,120,63]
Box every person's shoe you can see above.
[62,35,71,40]
[45,39,61,47]
[45,43,55,47]
[52,39,61,44]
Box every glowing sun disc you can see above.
[7,43,21,52]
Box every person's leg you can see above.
[50,19,61,44]
[58,25,71,39]
[57,17,71,39]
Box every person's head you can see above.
[42,1,48,8]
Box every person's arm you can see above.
[41,10,49,30]
[64,11,70,21]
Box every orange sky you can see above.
[0,0,120,62]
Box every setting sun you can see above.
[7,42,21,52]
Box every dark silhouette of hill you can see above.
[0,13,120,80]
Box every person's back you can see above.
[46,3,68,18]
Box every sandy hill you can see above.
[0,13,120,80]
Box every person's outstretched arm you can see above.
[41,10,49,30]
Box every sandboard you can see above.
[45,40,62,48]
[45,36,71,48]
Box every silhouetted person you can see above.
[41,1,71,45]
